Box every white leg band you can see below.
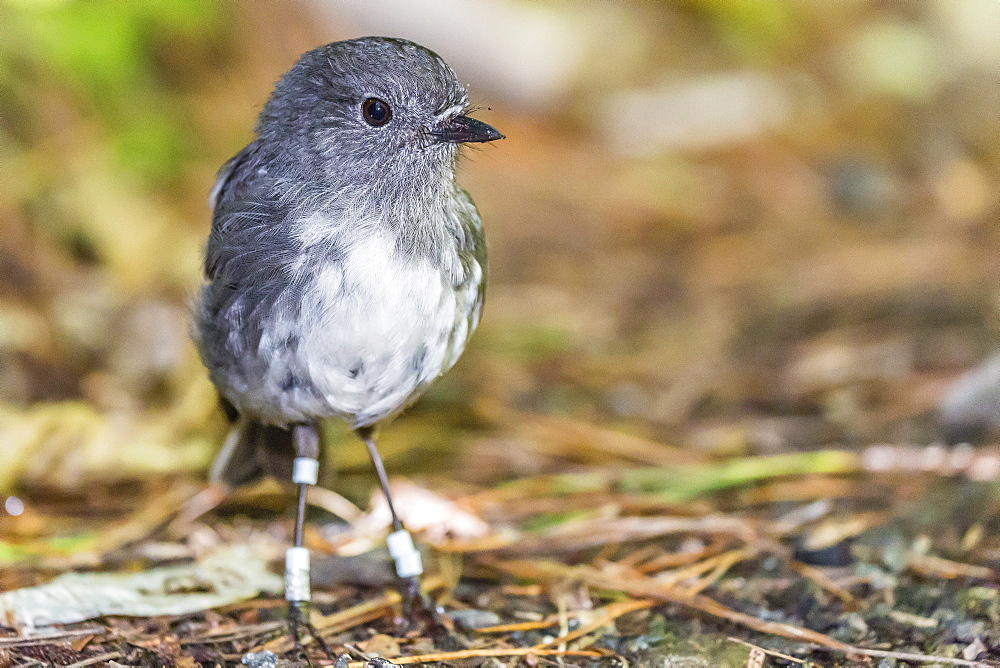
[292,457,319,485]
[285,546,311,602]
[386,529,423,578]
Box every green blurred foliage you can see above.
[681,0,799,63]
[0,0,224,183]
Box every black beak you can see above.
[435,115,504,144]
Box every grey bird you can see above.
[193,36,502,647]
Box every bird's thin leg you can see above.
[286,423,332,659]
[357,426,423,620]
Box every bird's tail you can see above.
[209,403,296,487]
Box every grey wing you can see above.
[442,188,487,371]
[208,147,246,212]
[456,187,487,324]
[196,141,301,391]
[198,143,302,485]
[205,141,287,282]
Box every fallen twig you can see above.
[787,560,857,607]
[180,621,284,645]
[346,646,604,666]
[66,652,123,667]
[496,514,760,555]
[844,646,989,666]
[728,637,804,664]
[680,548,757,596]
[532,598,654,649]
[908,553,997,581]
[0,627,108,648]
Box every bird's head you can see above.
[257,36,503,193]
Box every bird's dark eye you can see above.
[362,98,392,126]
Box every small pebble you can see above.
[446,608,502,629]
[241,650,279,668]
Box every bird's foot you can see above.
[395,576,460,641]
[288,600,333,663]
[399,575,422,625]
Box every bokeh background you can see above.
[3,0,1000,504]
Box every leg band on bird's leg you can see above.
[292,457,320,485]
[287,459,315,602]
[285,424,332,658]
[387,528,423,578]
[359,427,425,622]
[290,423,320,550]
[287,458,316,601]
[285,545,311,602]
[361,431,422,577]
